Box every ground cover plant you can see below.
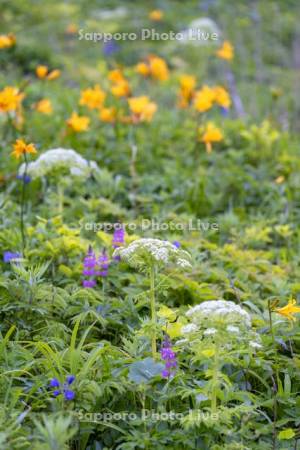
[1,0,300,449]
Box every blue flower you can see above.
[16,174,31,184]
[103,40,119,57]
[172,241,181,248]
[3,251,21,263]
[49,375,76,401]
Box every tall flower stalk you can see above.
[149,264,157,357]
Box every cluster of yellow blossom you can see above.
[194,85,231,112]
[177,74,197,108]
[128,96,157,123]
[0,86,24,113]
[79,85,106,110]
[149,10,164,21]
[136,55,169,81]
[199,122,224,153]
[216,41,234,61]
[66,112,90,132]
[36,65,61,81]
[11,139,37,159]
[108,69,131,98]
[275,299,300,321]
[34,99,53,115]
[0,33,16,49]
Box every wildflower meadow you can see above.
[1,1,300,449]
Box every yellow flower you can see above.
[275,299,300,321]
[275,175,285,184]
[35,99,53,115]
[99,107,117,123]
[47,69,61,80]
[135,62,151,77]
[111,80,130,97]
[149,55,169,81]
[66,112,90,132]
[128,96,157,123]
[0,33,16,49]
[149,9,164,21]
[200,122,223,153]
[213,86,231,108]
[178,74,196,108]
[65,23,78,34]
[36,65,61,80]
[79,85,106,110]
[216,41,234,61]
[108,69,124,84]
[194,85,215,112]
[11,139,37,159]
[0,86,24,113]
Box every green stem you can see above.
[211,343,219,414]
[150,265,157,359]
[20,153,28,253]
[57,184,64,216]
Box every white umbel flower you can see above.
[203,327,217,336]
[181,324,198,334]
[18,148,99,180]
[113,238,192,270]
[186,300,251,328]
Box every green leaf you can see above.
[128,358,164,384]
[278,428,295,440]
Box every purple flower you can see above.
[64,390,75,401]
[16,174,31,184]
[82,246,97,288]
[160,335,177,379]
[172,241,181,248]
[112,225,125,249]
[3,251,21,263]
[103,40,119,57]
[96,250,109,277]
[49,378,60,388]
[49,375,76,401]
[220,107,229,117]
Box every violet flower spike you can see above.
[82,246,97,288]
[96,250,109,277]
[160,334,177,379]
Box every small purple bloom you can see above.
[49,378,60,388]
[220,107,229,117]
[112,225,125,249]
[66,375,75,385]
[96,250,109,277]
[64,389,75,401]
[53,389,61,397]
[160,335,177,379]
[3,251,21,263]
[103,40,119,57]
[82,246,97,287]
[16,174,31,184]
[172,241,181,248]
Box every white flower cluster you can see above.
[18,148,99,180]
[185,300,251,328]
[113,238,192,270]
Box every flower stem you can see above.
[20,153,28,253]
[57,184,64,216]
[211,344,219,414]
[150,265,157,359]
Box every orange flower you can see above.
[178,74,196,108]
[66,112,90,132]
[99,107,117,123]
[200,122,223,153]
[275,299,300,321]
[65,23,78,34]
[0,33,16,49]
[213,86,231,109]
[194,85,215,113]
[216,41,234,61]
[0,86,24,113]
[11,139,37,159]
[108,69,125,84]
[36,65,61,80]
[149,10,164,21]
[135,62,151,77]
[149,55,169,81]
[128,96,157,123]
[35,99,53,115]
[79,85,106,110]
[111,80,130,97]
